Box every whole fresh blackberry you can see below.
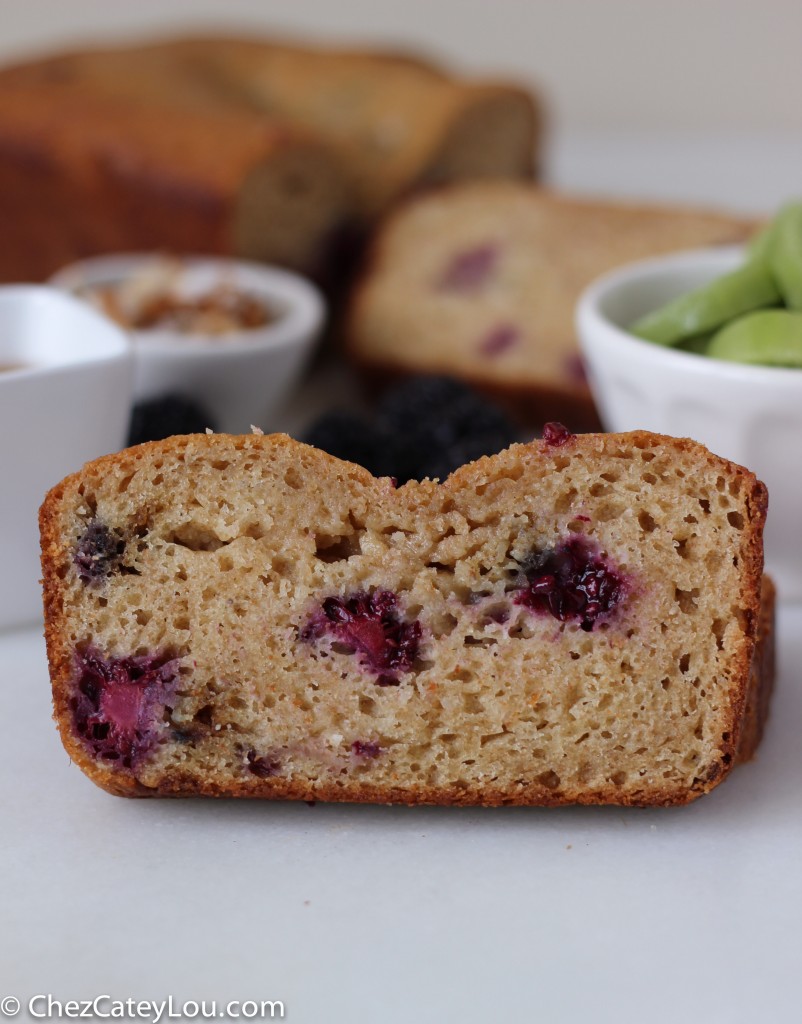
[128,394,217,447]
[378,376,518,482]
[302,411,396,478]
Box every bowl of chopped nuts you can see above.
[51,254,326,434]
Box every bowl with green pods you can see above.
[576,202,802,599]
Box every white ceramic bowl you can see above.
[0,286,132,629]
[577,244,802,600]
[51,255,326,434]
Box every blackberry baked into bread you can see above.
[40,430,771,806]
[0,37,538,282]
[347,184,755,428]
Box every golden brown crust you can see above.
[41,431,770,806]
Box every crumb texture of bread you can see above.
[40,431,768,806]
[347,183,756,426]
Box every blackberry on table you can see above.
[379,376,518,482]
[128,394,217,446]
[302,411,396,478]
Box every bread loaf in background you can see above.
[0,36,540,282]
[347,183,756,428]
[0,80,352,283]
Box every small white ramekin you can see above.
[576,245,802,600]
[51,255,326,434]
[0,286,133,629]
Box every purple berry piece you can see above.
[73,521,126,583]
[515,537,626,631]
[303,590,422,683]
[246,750,282,778]
[478,324,520,358]
[438,244,498,292]
[351,740,382,759]
[564,353,589,385]
[542,422,575,447]
[70,646,180,769]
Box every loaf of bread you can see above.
[0,80,351,283]
[40,429,771,806]
[347,184,756,428]
[0,37,539,281]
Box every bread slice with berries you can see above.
[347,184,756,428]
[40,430,771,806]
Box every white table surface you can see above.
[1,601,799,1023]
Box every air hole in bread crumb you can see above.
[167,523,227,552]
[727,511,745,530]
[555,488,578,513]
[610,771,627,786]
[357,696,377,716]
[536,769,561,789]
[135,609,151,627]
[462,693,484,714]
[315,531,362,562]
[698,498,711,514]
[679,653,691,673]
[674,587,699,613]
[284,467,304,490]
[711,619,726,650]
[638,511,657,533]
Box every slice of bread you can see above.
[347,184,756,428]
[40,430,770,806]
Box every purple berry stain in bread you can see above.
[246,749,282,778]
[351,740,382,759]
[542,422,575,447]
[73,521,127,583]
[438,243,498,292]
[515,537,626,631]
[70,646,180,769]
[478,323,520,358]
[303,590,422,682]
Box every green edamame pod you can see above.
[676,332,714,355]
[631,258,780,346]
[748,220,776,263]
[707,309,802,367]
[768,202,802,310]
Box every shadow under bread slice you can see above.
[40,429,769,806]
